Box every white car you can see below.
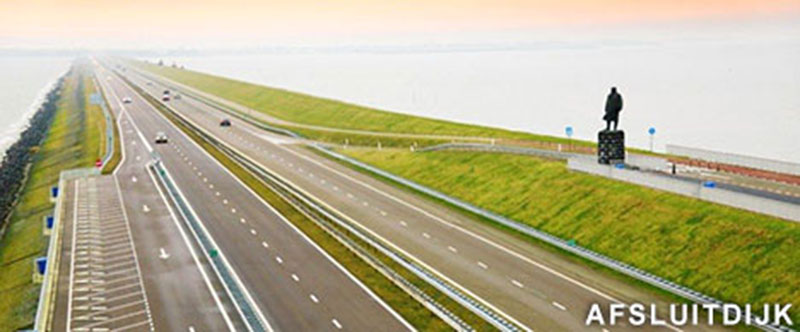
[154,132,168,144]
[122,97,132,104]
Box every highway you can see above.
[122,63,728,331]
[95,64,412,331]
[50,72,238,330]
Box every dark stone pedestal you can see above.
[598,130,625,164]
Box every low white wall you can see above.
[667,144,800,176]
[568,158,800,222]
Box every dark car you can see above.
[220,119,231,127]
[163,89,170,95]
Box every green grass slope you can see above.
[133,61,589,147]
[341,149,800,322]
[0,64,103,330]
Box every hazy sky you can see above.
[1,0,799,49]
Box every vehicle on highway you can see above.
[154,132,168,144]
[162,94,170,102]
[122,97,132,104]
[163,89,170,95]
[220,119,231,127]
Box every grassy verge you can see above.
[131,60,593,148]
[336,148,800,323]
[121,74,496,331]
[95,77,122,174]
[0,63,101,330]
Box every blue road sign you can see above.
[90,93,103,105]
[648,127,656,135]
[36,257,47,275]
[46,216,54,229]
[51,186,58,198]
[565,126,574,138]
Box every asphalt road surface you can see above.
[96,64,412,331]
[122,64,731,331]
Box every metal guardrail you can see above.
[151,160,268,332]
[419,142,574,160]
[33,167,100,332]
[130,66,793,332]
[313,146,794,332]
[140,82,513,330]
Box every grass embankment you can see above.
[340,149,800,323]
[132,61,592,149]
[0,63,105,330]
[122,75,493,331]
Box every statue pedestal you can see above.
[598,130,625,164]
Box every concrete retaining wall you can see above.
[667,144,800,176]
[568,158,800,222]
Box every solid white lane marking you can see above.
[477,261,488,270]
[511,279,524,288]
[159,248,170,260]
[552,301,567,311]
[332,319,342,329]
[291,274,299,282]
[309,294,319,303]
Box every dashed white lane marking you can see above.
[422,233,431,239]
[602,328,610,332]
[223,199,228,205]
[347,193,354,199]
[362,201,369,207]
[142,205,150,213]
[203,177,207,182]
[135,156,141,161]
[261,241,269,248]
[332,319,342,329]
[399,221,407,227]
[215,192,220,196]
[189,327,196,332]
[511,279,524,288]
[309,294,319,303]
[552,301,567,311]
[158,248,170,260]
[250,229,257,235]
[379,210,387,216]
[309,173,314,178]
[240,218,246,224]
[320,179,326,184]
[231,208,236,213]
[477,261,488,270]
[291,274,299,282]
[209,184,214,189]
[131,176,137,183]
[448,246,458,253]
[275,256,283,264]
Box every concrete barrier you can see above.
[667,144,800,177]
[568,158,800,222]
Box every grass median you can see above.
[337,148,800,323]
[0,62,103,330]
[122,74,497,331]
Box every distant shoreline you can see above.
[0,72,66,237]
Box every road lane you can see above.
[99,64,412,331]
[125,64,730,331]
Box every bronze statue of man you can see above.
[604,87,623,131]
